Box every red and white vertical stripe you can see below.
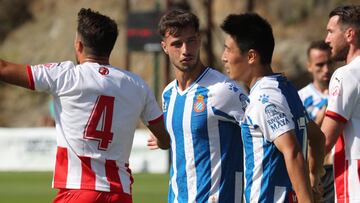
[52,147,133,194]
[333,135,360,203]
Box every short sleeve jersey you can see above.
[241,74,308,203]
[326,56,360,160]
[162,67,248,203]
[27,61,162,194]
[298,83,328,120]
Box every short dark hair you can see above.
[158,9,199,38]
[77,8,118,57]
[307,40,331,58]
[221,13,274,65]
[329,5,360,45]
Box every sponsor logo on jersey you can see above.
[194,94,206,112]
[41,63,57,69]
[264,103,290,132]
[99,67,109,75]
[239,93,249,112]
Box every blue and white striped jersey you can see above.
[241,74,308,203]
[162,67,248,203]
[298,83,328,120]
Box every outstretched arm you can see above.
[274,130,314,203]
[0,59,30,88]
[147,118,170,150]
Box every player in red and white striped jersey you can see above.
[0,8,170,203]
[321,5,360,203]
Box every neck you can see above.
[313,82,328,94]
[175,62,206,91]
[80,55,110,65]
[346,46,360,64]
[248,64,273,89]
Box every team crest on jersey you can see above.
[194,94,206,112]
[99,67,109,75]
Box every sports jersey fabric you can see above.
[326,56,360,202]
[241,74,308,203]
[298,83,328,120]
[162,67,248,203]
[27,61,163,195]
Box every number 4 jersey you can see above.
[27,61,163,194]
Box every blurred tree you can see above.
[0,0,32,42]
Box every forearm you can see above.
[307,121,325,177]
[285,151,314,203]
[0,59,29,88]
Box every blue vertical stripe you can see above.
[242,116,255,202]
[218,120,242,203]
[191,86,211,202]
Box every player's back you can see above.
[29,61,161,193]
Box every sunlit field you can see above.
[0,172,168,203]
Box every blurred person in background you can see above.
[151,9,248,203]
[0,8,170,203]
[321,5,360,203]
[221,13,325,203]
[298,40,335,203]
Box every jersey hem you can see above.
[26,65,35,90]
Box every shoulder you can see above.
[298,83,313,100]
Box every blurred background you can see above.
[0,0,358,127]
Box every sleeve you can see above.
[140,81,163,126]
[29,61,71,94]
[209,80,248,123]
[248,88,295,142]
[326,69,357,122]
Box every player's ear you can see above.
[161,41,168,55]
[248,49,257,64]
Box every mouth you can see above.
[180,57,193,63]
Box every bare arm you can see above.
[0,59,30,88]
[147,119,170,150]
[274,130,313,203]
[321,116,346,154]
[306,120,325,183]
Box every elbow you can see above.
[158,141,170,150]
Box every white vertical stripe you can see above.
[183,88,197,202]
[119,163,131,194]
[168,87,179,203]
[67,151,81,189]
[91,159,109,191]
[207,105,221,201]
[234,172,243,203]
[273,186,286,203]
[250,130,264,202]
[348,159,360,201]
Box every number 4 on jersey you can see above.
[84,95,115,150]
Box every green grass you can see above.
[0,172,168,203]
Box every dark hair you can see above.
[307,40,331,58]
[221,13,274,65]
[77,8,118,57]
[329,5,360,45]
[158,9,199,38]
